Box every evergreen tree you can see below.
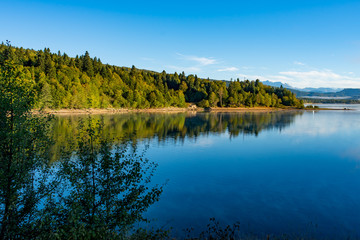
[83,51,94,77]
[0,44,304,110]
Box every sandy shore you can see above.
[33,106,302,115]
[36,107,186,115]
[205,107,291,112]
[32,106,348,115]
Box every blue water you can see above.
[137,107,360,239]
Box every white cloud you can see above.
[234,69,360,88]
[167,65,201,73]
[278,70,360,88]
[280,70,340,79]
[237,73,264,80]
[217,67,239,72]
[191,56,217,65]
[176,53,217,66]
[170,55,360,88]
[241,66,254,70]
[294,61,305,66]
[268,75,292,81]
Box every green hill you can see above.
[0,43,303,109]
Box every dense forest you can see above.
[302,98,360,104]
[0,43,304,109]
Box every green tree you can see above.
[218,87,224,107]
[43,118,163,239]
[0,44,304,110]
[38,82,53,109]
[179,81,188,92]
[83,51,94,77]
[0,42,54,239]
[209,92,219,107]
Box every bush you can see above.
[197,99,210,108]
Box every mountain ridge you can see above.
[261,80,343,93]
[262,80,360,100]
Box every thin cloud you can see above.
[140,57,156,62]
[268,75,292,81]
[277,70,360,88]
[294,61,305,66]
[217,67,239,72]
[237,73,264,80]
[241,66,254,70]
[279,70,341,79]
[235,69,360,88]
[167,65,201,73]
[176,53,217,66]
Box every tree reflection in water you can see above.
[49,111,302,162]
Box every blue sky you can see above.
[2,0,360,88]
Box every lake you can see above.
[52,105,360,239]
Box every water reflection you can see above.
[142,110,360,239]
[50,111,303,165]
[51,111,302,141]
[46,110,360,239]
[49,111,301,161]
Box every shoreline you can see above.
[34,107,297,115]
[32,106,351,115]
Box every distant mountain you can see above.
[262,80,293,89]
[300,87,343,93]
[338,88,360,97]
[261,80,360,100]
[292,88,360,100]
[261,80,343,93]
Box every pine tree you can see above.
[83,51,94,77]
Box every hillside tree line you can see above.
[0,43,304,109]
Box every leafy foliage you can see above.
[0,41,55,239]
[0,43,303,109]
[41,117,164,239]
[0,42,165,239]
[184,218,241,240]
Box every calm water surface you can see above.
[54,105,360,239]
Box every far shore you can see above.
[30,106,343,115]
[32,106,353,115]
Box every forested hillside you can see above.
[0,43,303,109]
